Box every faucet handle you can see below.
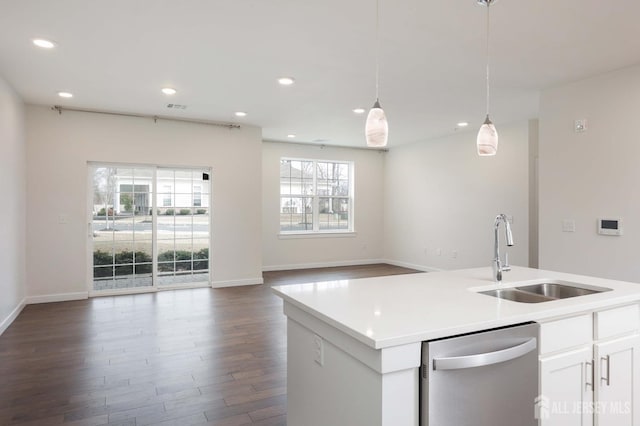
[503,252,511,271]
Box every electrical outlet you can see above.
[313,334,324,366]
[436,248,442,256]
[451,250,458,259]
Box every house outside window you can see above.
[162,185,172,207]
[193,185,202,207]
[279,158,353,233]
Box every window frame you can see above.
[279,157,355,236]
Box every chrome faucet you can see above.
[493,214,514,283]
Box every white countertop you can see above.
[272,266,640,349]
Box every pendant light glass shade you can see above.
[477,115,498,156]
[365,0,388,148]
[477,0,498,156]
[366,100,388,147]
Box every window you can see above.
[280,158,353,233]
[193,185,202,207]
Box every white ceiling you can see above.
[1,0,639,147]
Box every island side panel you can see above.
[382,367,419,425]
[286,318,419,426]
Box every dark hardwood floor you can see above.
[0,264,418,426]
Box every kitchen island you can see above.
[272,266,640,426]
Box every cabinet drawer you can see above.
[595,304,640,340]
[539,314,592,355]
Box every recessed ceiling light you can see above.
[57,91,73,98]
[234,111,247,117]
[33,39,56,49]
[161,87,177,95]
[353,108,366,114]
[277,77,295,86]
[457,122,469,127]
[287,134,296,138]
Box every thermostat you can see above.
[598,218,623,236]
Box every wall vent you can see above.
[166,104,187,110]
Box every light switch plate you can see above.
[562,219,576,232]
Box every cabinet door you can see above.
[540,346,594,426]
[595,334,640,426]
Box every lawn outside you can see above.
[92,213,210,290]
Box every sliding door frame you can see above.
[87,161,213,297]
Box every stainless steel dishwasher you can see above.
[421,322,539,426]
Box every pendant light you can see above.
[365,0,388,148]
[477,0,498,156]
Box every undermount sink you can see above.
[480,288,554,303]
[516,283,609,299]
[479,281,612,303]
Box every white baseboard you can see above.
[382,259,444,273]
[0,298,26,336]
[212,277,264,288]
[89,282,211,298]
[26,292,89,304]
[262,258,386,272]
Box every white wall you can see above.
[383,121,532,271]
[26,105,263,300]
[539,64,640,282]
[0,76,26,333]
[262,142,385,270]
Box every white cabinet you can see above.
[539,304,640,426]
[540,346,594,426]
[594,334,640,426]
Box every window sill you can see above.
[278,231,357,240]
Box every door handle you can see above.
[585,360,594,390]
[601,355,611,386]
[433,338,537,371]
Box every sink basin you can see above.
[479,281,612,303]
[479,289,554,303]
[516,282,611,299]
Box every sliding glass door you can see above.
[156,168,210,286]
[89,163,211,293]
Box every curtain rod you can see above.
[51,105,241,129]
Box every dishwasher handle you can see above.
[433,338,537,371]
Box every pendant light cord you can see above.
[375,0,380,102]
[485,0,491,117]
